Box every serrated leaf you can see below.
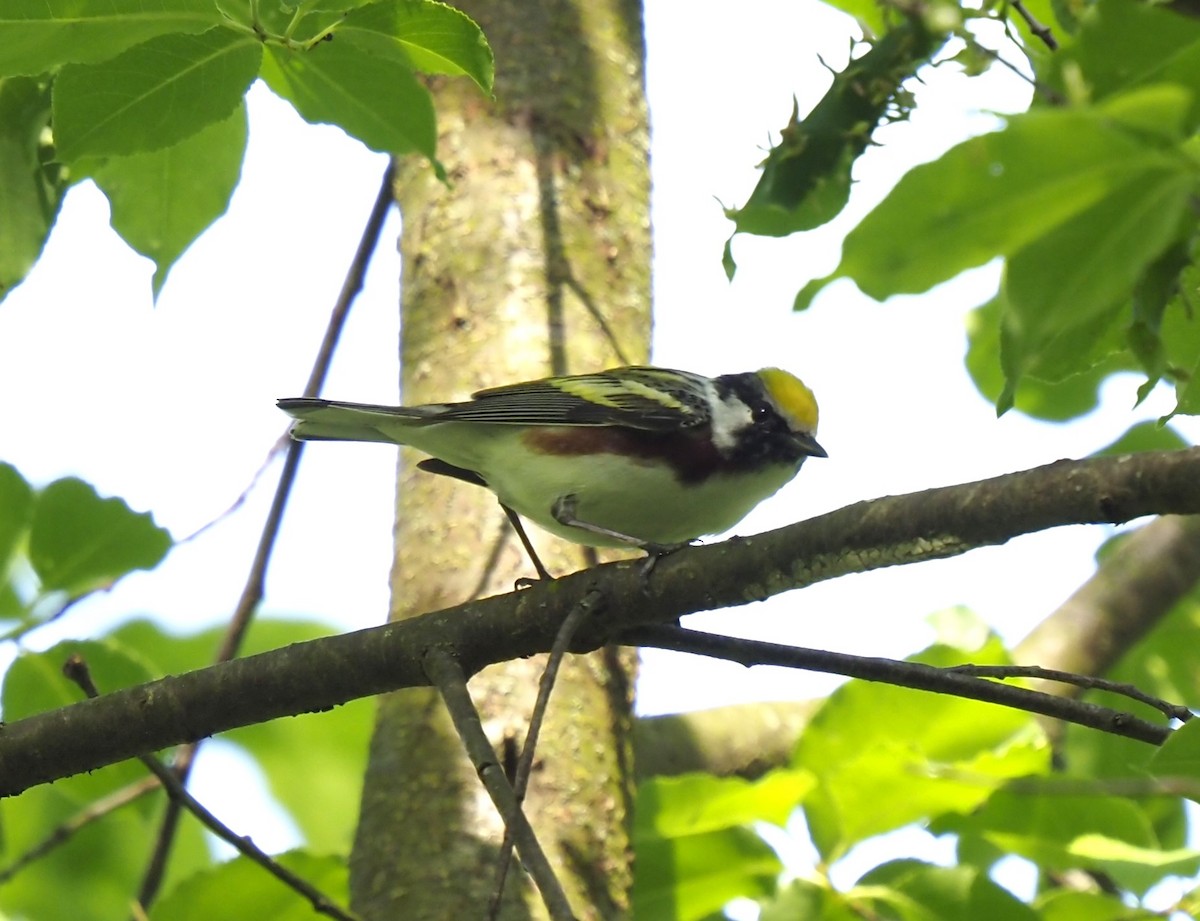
[337,0,493,92]
[0,0,221,77]
[53,27,261,161]
[28,478,172,596]
[91,102,248,298]
[0,76,66,303]
[727,20,940,238]
[261,38,436,159]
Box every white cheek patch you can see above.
[707,382,753,453]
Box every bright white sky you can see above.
[1,0,1196,908]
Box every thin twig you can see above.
[488,590,604,918]
[62,657,359,921]
[620,625,1173,746]
[947,664,1194,723]
[0,775,161,883]
[1010,0,1058,50]
[135,158,398,912]
[423,648,576,921]
[178,433,292,544]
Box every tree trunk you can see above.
[349,2,650,918]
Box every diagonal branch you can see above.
[423,649,575,921]
[619,625,1171,745]
[1,447,1198,797]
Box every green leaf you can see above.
[91,102,248,297]
[966,296,1136,420]
[0,463,34,577]
[632,826,781,921]
[28,478,172,596]
[0,76,66,303]
[336,0,493,93]
[1148,719,1200,803]
[105,616,362,849]
[150,851,349,921]
[636,770,814,839]
[261,38,437,159]
[947,788,1194,895]
[0,639,173,921]
[1093,421,1190,456]
[632,770,812,920]
[855,860,1038,921]
[760,879,861,921]
[1001,164,1193,389]
[53,27,261,161]
[0,0,221,77]
[1036,889,1161,921]
[795,627,1051,860]
[1055,0,1200,131]
[1160,278,1200,417]
[813,106,1182,302]
[0,778,161,921]
[727,19,940,238]
[226,702,373,852]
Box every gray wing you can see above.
[433,366,714,430]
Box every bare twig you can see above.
[0,775,161,884]
[1010,0,1058,51]
[178,433,292,544]
[136,158,398,912]
[619,625,1173,746]
[488,590,604,918]
[946,664,1194,723]
[62,656,359,921]
[423,648,576,921]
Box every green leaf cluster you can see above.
[0,0,493,300]
[636,608,1200,920]
[0,462,172,634]
[736,0,1200,422]
[0,613,371,920]
[0,463,369,918]
[722,6,953,278]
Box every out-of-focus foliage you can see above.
[0,0,494,300]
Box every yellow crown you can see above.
[758,368,819,431]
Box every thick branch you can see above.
[636,513,1200,778]
[2,448,1198,796]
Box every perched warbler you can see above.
[278,366,825,552]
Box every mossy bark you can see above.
[349,1,649,918]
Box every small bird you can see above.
[279,366,825,560]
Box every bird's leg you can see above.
[500,504,555,584]
[551,495,692,574]
[417,458,554,583]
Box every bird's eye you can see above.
[753,403,771,421]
